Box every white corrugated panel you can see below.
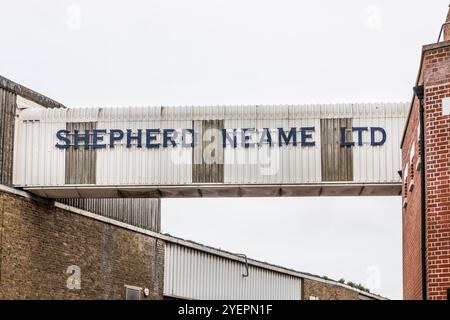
[224,105,321,184]
[352,103,406,183]
[164,242,301,300]
[13,108,66,186]
[96,107,192,185]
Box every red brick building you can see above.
[401,7,450,300]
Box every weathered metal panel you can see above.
[320,118,353,181]
[164,242,301,300]
[193,120,224,183]
[65,122,97,184]
[0,88,16,186]
[58,198,161,232]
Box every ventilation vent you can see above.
[125,285,142,300]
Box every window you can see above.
[409,143,415,191]
[403,166,408,191]
[416,126,422,171]
[410,143,415,166]
[403,165,409,208]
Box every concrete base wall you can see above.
[0,189,164,300]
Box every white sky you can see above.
[1,0,448,300]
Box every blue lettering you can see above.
[278,128,297,146]
[146,129,160,148]
[127,129,142,148]
[163,129,177,147]
[93,129,107,149]
[352,127,368,146]
[241,128,256,148]
[371,127,386,146]
[73,129,90,149]
[109,129,124,148]
[222,129,237,148]
[258,128,273,146]
[55,126,386,149]
[181,129,194,148]
[55,130,70,149]
[340,127,354,147]
[301,127,315,146]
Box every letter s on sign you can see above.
[56,130,70,149]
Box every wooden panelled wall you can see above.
[320,118,353,181]
[65,122,97,184]
[192,120,224,183]
[0,88,16,186]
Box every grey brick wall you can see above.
[0,190,164,300]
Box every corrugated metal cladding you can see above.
[13,103,409,193]
[0,75,66,185]
[58,198,160,232]
[164,242,301,300]
[0,88,16,186]
[0,89,155,229]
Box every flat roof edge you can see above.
[0,184,387,300]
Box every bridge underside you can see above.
[21,183,401,198]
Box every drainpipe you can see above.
[413,84,427,301]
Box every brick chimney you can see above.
[445,5,450,41]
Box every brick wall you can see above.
[301,278,359,300]
[402,42,450,300]
[422,44,450,300]
[0,190,165,300]
[401,90,423,300]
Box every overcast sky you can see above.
[1,0,449,300]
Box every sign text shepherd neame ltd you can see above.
[55,126,387,149]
